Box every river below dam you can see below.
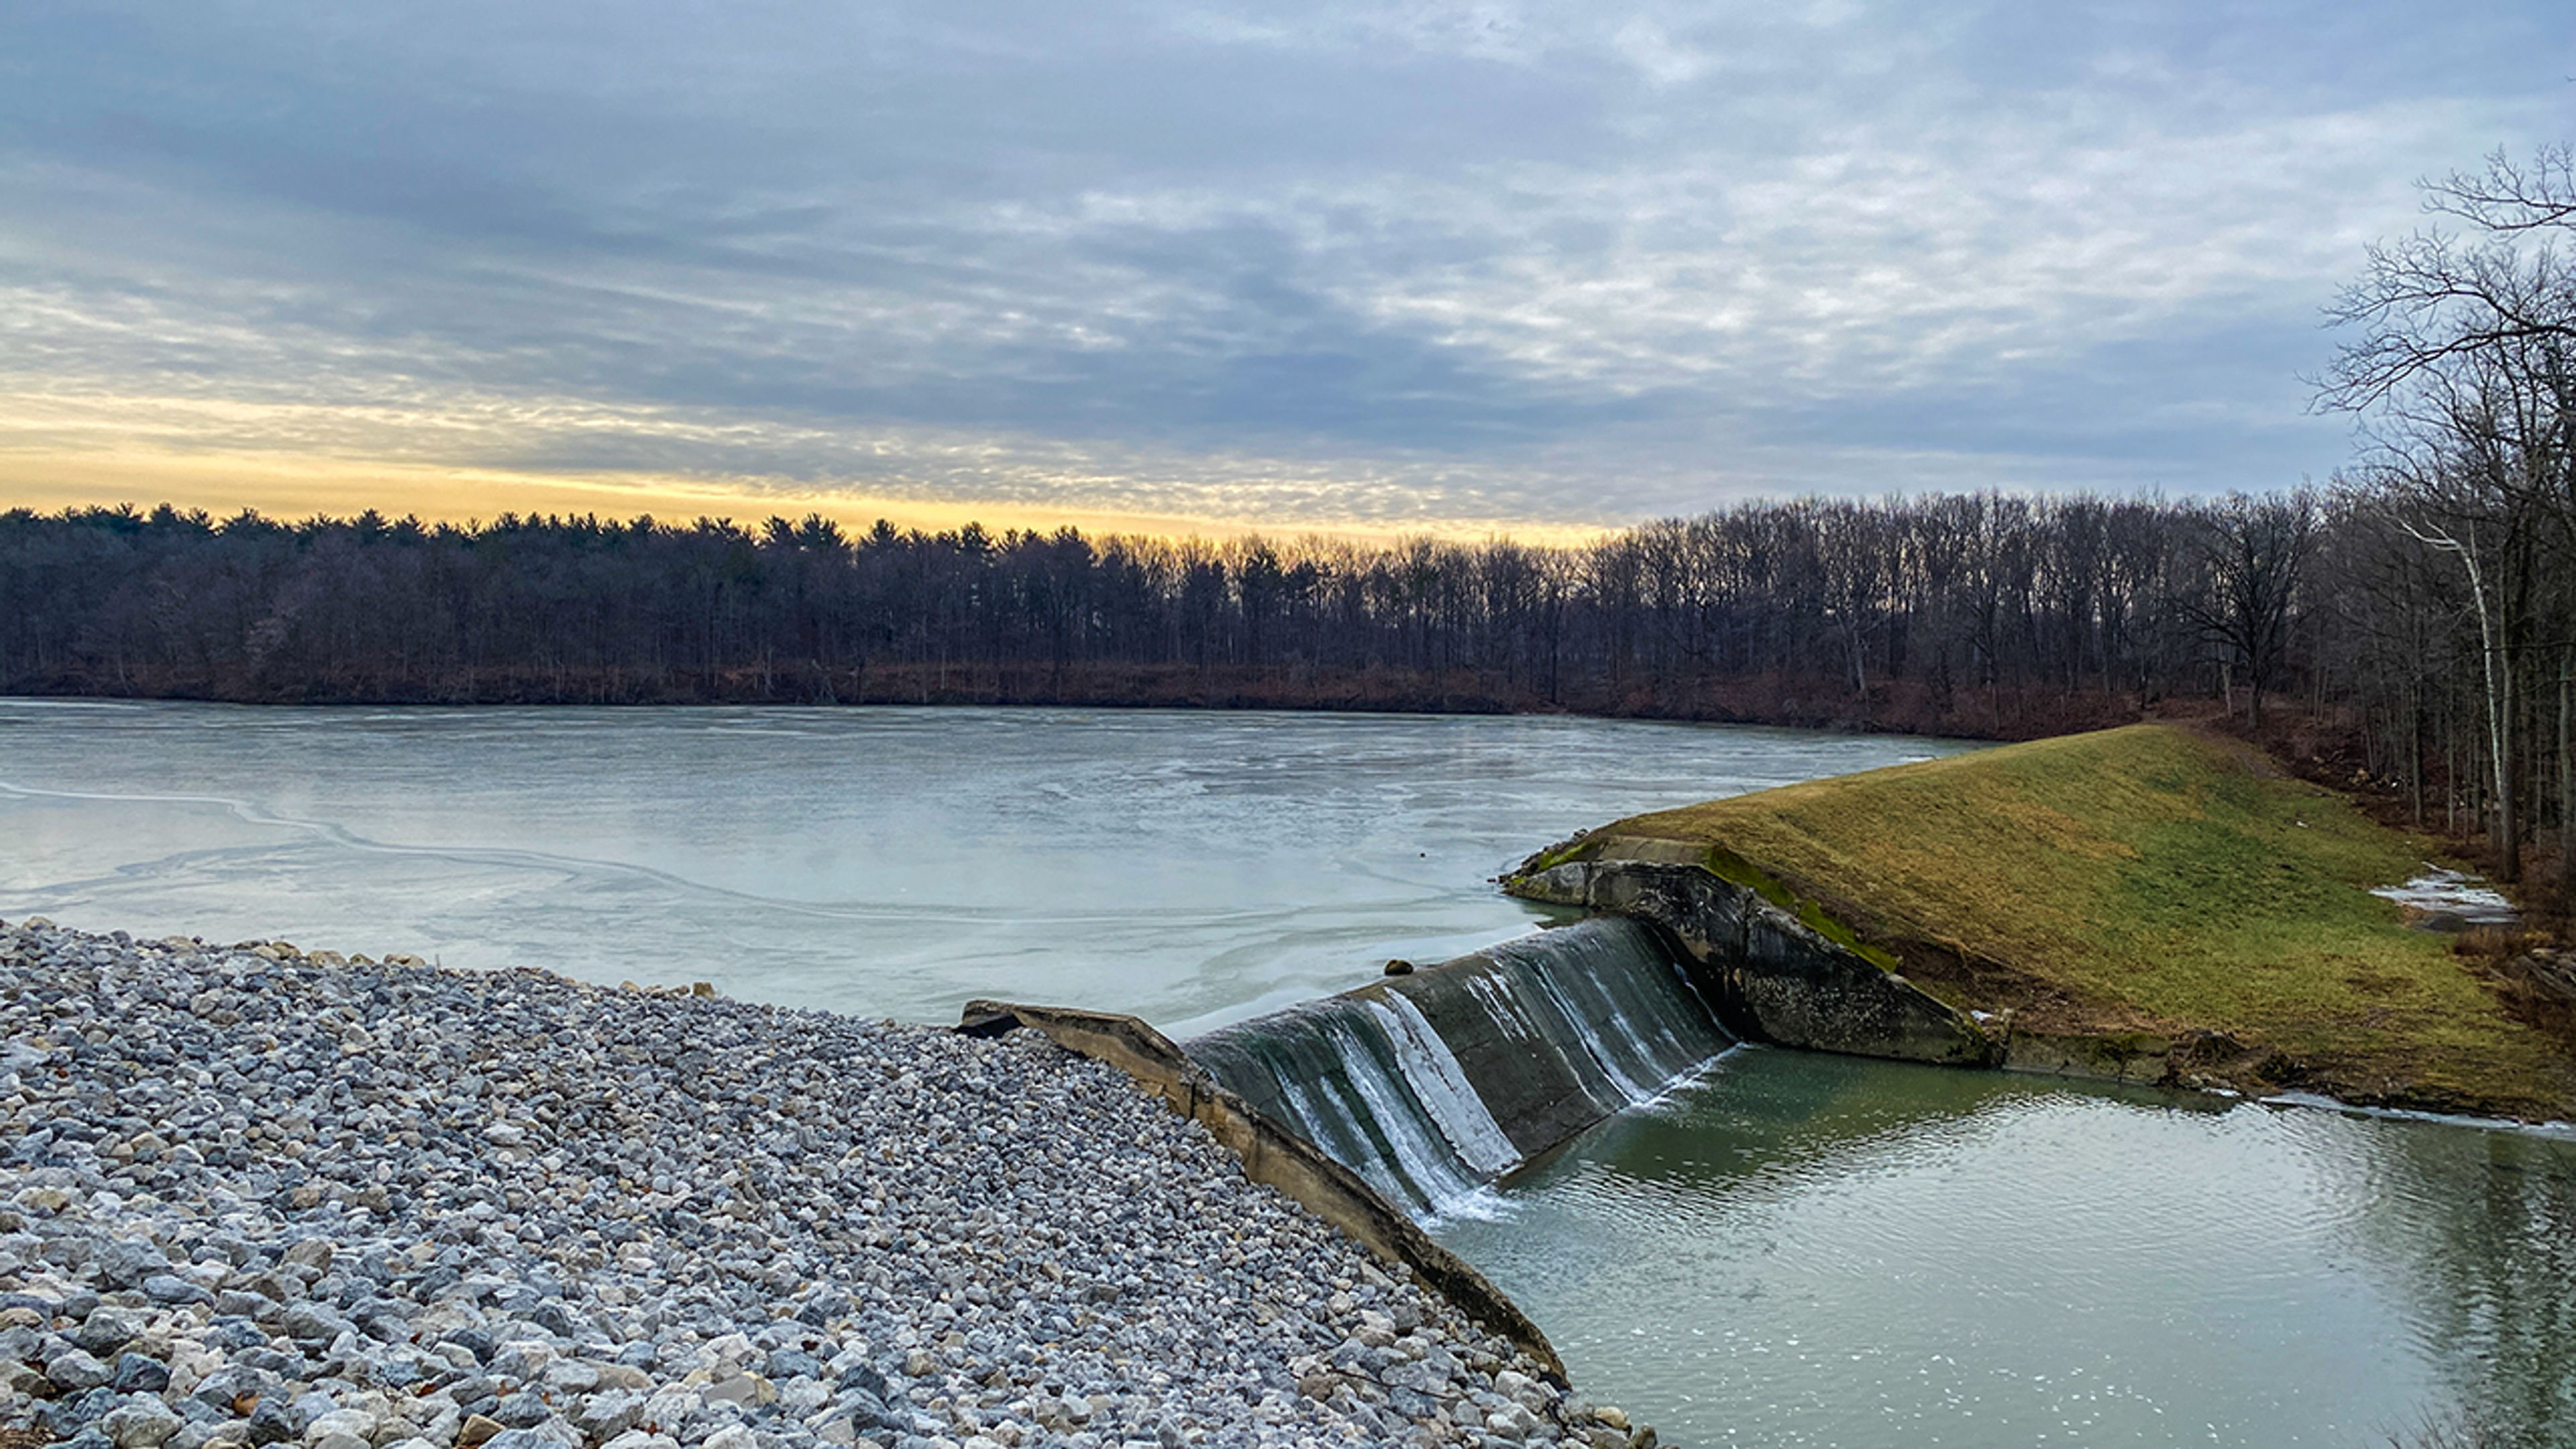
[5,700,2573,1446]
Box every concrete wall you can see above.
[1998,1024,2176,1084]
[1509,855,2000,1067]
[955,999,1568,1385]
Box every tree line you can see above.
[1,145,2568,883]
[0,490,2322,732]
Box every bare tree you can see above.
[2426,144,2576,235]
[2320,144,2576,883]
[2187,492,2316,729]
[2319,148,2575,413]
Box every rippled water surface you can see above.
[7,700,2573,1446]
[1442,1049,2576,1449]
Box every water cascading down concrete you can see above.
[1184,918,1734,1216]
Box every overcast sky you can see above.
[3,2,2570,533]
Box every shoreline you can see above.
[0,920,1636,1449]
[0,684,2176,747]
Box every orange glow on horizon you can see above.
[0,449,1617,548]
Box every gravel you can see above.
[0,919,1638,1449]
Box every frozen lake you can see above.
[0,700,1960,1034]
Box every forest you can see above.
[0,488,2320,729]
[3,148,2569,889]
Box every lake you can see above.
[5,700,2571,1446]
[0,700,1955,1034]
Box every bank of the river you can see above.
[0,669,2145,747]
[0,920,1627,1449]
[1511,723,2576,1120]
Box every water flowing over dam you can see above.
[1185,917,1734,1215]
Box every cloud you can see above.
[0,0,2568,529]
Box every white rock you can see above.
[104,1400,185,1449]
[305,1409,383,1446]
[700,1373,774,1407]
[698,1334,755,1379]
[592,1364,653,1393]
[494,1340,557,1377]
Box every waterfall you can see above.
[1186,996,1499,1216]
[1481,920,1732,1099]
[1185,916,1733,1218]
[1366,993,1521,1177]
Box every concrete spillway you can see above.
[1184,918,1733,1216]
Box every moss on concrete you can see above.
[1699,845,1903,974]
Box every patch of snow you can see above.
[2369,866,2518,929]
[2259,1091,2576,1141]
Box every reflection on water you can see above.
[1441,1047,2576,1448]
[2348,1119,2576,1447]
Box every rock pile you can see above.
[0,920,1631,1449]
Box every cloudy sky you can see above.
[2,2,2569,535]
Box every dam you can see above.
[1185,917,1736,1216]
[1175,885,2576,1449]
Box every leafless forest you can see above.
[4,147,2569,879]
[0,488,2326,726]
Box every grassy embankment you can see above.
[1556,723,2575,1118]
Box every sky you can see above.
[2,2,2571,537]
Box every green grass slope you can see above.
[1578,724,2572,1117]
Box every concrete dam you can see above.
[963,861,2000,1364]
[1185,918,1736,1216]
